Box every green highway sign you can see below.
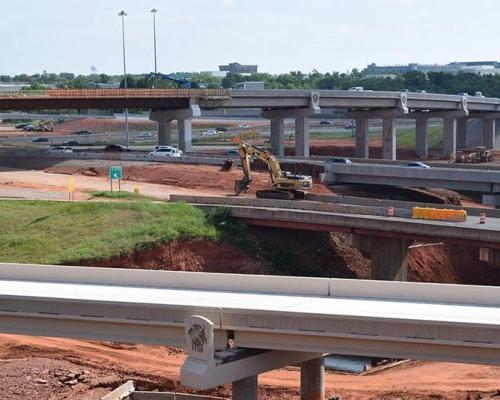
[109,166,123,180]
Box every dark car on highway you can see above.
[326,157,352,164]
[62,139,80,146]
[319,120,332,125]
[215,127,229,132]
[104,144,131,152]
[73,130,93,136]
[31,137,49,143]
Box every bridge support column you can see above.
[178,118,192,153]
[483,119,496,149]
[483,194,500,209]
[149,104,200,154]
[355,117,369,158]
[300,357,325,400]
[232,376,258,400]
[382,117,396,160]
[443,118,457,157]
[270,118,285,156]
[295,117,310,157]
[457,118,469,149]
[415,117,428,158]
[355,236,412,281]
[157,120,172,146]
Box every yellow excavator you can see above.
[234,139,313,199]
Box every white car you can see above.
[149,146,182,157]
[238,124,251,129]
[47,146,73,154]
[202,129,217,136]
[348,87,364,92]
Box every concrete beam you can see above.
[413,110,466,120]
[456,118,469,149]
[295,117,310,157]
[348,109,404,120]
[270,118,285,156]
[483,119,496,149]
[355,117,369,158]
[232,376,258,400]
[382,117,396,160]
[300,357,325,400]
[415,117,428,158]
[443,118,457,157]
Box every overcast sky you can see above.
[1,0,498,76]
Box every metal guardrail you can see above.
[101,381,223,400]
[0,88,230,99]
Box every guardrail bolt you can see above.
[387,206,395,217]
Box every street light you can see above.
[118,10,129,148]
[151,8,158,74]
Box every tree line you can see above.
[3,70,500,97]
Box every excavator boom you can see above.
[234,140,312,199]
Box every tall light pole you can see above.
[118,10,129,148]
[151,8,158,74]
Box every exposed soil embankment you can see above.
[82,229,500,287]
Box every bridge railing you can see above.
[0,88,230,98]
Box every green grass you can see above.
[91,191,155,200]
[0,200,225,265]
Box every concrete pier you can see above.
[382,117,396,160]
[300,357,325,400]
[295,117,310,157]
[157,120,171,146]
[483,119,496,149]
[232,376,258,400]
[415,117,428,158]
[149,104,200,153]
[270,118,285,156]
[443,118,457,157]
[178,118,192,153]
[355,236,412,281]
[355,117,369,158]
[457,118,469,149]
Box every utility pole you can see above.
[151,8,158,74]
[118,10,129,148]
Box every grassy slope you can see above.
[0,201,220,265]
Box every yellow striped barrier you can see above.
[412,207,467,222]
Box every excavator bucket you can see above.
[234,176,251,195]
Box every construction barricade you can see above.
[412,207,467,222]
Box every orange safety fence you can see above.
[412,207,467,222]
[0,88,230,99]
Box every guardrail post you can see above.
[300,357,325,400]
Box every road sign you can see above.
[109,166,123,180]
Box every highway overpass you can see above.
[1,88,499,160]
[171,195,500,282]
[0,263,498,399]
[322,162,500,206]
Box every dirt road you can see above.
[0,334,499,400]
